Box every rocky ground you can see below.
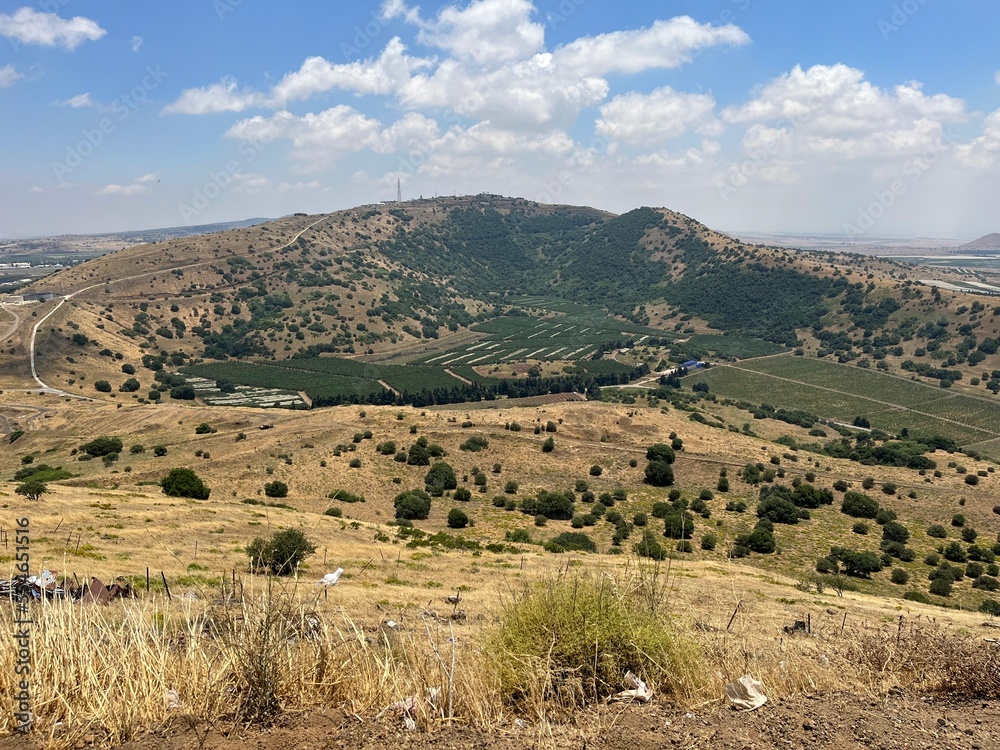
[3,693,997,750]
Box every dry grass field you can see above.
[2,394,999,748]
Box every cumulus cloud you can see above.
[597,87,719,145]
[553,16,749,76]
[130,35,143,53]
[29,186,43,194]
[61,93,95,108]
[162,76,265,115]
[387,0,545,67]
[0,7,106,50]
[0,64,20,88]
[957,109,1000,168]
[721,64,967,168]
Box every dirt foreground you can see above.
[2,693,996,750]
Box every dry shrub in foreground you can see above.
[0,580,501,748]
[846,623,1000,698]
[486,564,702,715]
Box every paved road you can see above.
[0,403,50,435]
[28,216,330,396]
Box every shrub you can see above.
[962,527,978,543]
[94,380,112,393]
[80,436,123,457]
[927,524,947,539]
[644,461,674,487]
[973,575,1000,592]
[633,512,648,527]
[504,480,519,494]
[853,522,869,535]
[890,568,910,585]
[263,481,288,498]
[460,436,489,452]
[534,514,547,527]
[929,578,953,597]
[547,532,597,553]
[646,444,676,464]
[119,378,141,393]
[487,573,698,706]
[634,529,666,560]
[717,477,730,492]
[246,529,315,576]
[541,436,555,453]
[881,482,897,495]
[447,509,470,529]
[424,462,458,496]
[952,514,966,527]
[328,489,364,504]
[394,489,432,520]
[841,491,879,519]
[377,441,397,455]
[589,465,603,477]
[676,540,693,553]
[323,507,343,518]
[701,533,717,551]
[152,445,168,457]
[663,511,694,540]
[348,457,362,469]
[160,468,210,500]
[882,522,910,545]
[980,599,1000,616]
[15,481,47,501]
[965,474,980,486]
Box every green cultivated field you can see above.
[687,355,1000,448]
[414,297,671,367]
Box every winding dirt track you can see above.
[0,305,20,343]
[27,216,330,397]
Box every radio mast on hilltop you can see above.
[397,178,402,203]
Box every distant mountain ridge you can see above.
[957,233,1000,253]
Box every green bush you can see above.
[460,436,489,452]
[927,524,947,539]
[425,462,458,496]
[323,507,343,518]
[644,461,674,487]
[700,533,717,551]
[929,578,953,597]
[394,489,432,520]
[541,436,555,453]
[589,465,603,477]
[80,436,123,457]
[160,468,210,500]
[487,573,699,705]
[455,487,472,502]
[153,445,168,457]
[979,599,1000,616]
[546,532,597,553]
[327,489,365,504]
[94,380,112,393]
[246,529,315,576]
[447,508,470,529]
[263,481,288,498]
[890,568,910,585]
[841,491,879,519]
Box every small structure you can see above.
[681,360,705,370]
[22,292,55,302]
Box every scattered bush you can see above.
[447,509,470,529]
[246,529,315,576]
[160,468,210,500]
[263,481,288,499]
[394,489,432,520]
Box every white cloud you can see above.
[270,38,434,105]
[134,172,159,184]
[130,35,143,53]
[29,186,43,194]
[721,64,967,168]
[226,106,383,168]
[597,87,719,145]
[277,180,321,193]
[0,64,20,88]
[957,109,1000,168]
[398,0,546,67]
[0,7,106,50]
[162,76,265,115]
[100,183,147,196]
[62,93,95,108]
[231,173,271,194]
[553,17,749,76]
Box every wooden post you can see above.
[841,612,848,632]
[727,600,742,631]
[74,534,81,555]
[161,571,172,601]
[807,613,812,635]
[145,567,150,593]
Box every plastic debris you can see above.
[319,569,344,587]
[165,687,181,710]
[725,675,768,711]
[403,715,417,731]
[607,671,653,704]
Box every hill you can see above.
[9,193,997,408]
[958,233,1000,253]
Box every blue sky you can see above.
[1,0,999,238]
